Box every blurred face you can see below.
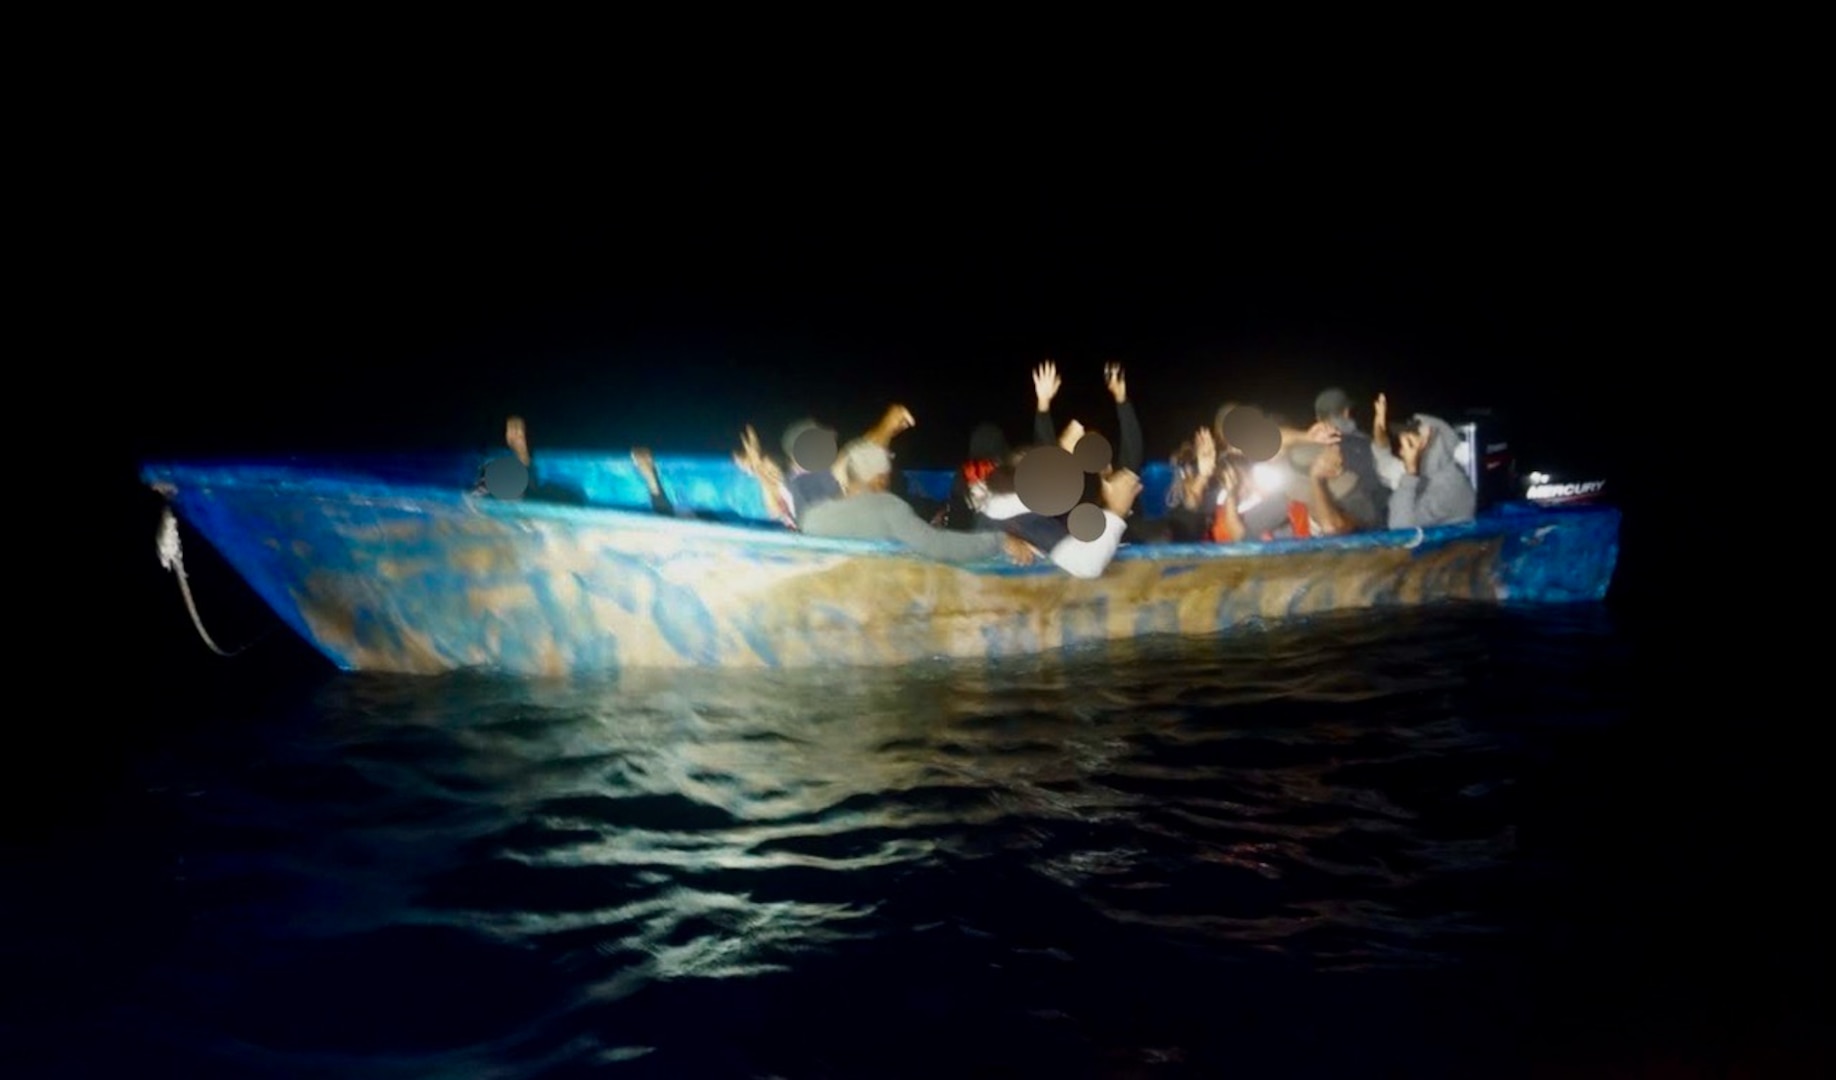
[1213,404,1238,450]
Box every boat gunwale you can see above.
[139,457,1621,565]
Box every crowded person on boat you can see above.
[476,414,588,505]
[479,361,1479,577]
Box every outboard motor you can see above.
[1522,471,1609,506]
[1458,406,1607,508]
[1455,408,1520,511]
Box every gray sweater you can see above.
[800,492,1006,563]
[1386,414,1477,529]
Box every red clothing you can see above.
[1211,499,1312,542]
[1288,500,1311,538]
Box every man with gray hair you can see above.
[800,441,1037,566]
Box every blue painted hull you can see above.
[141,454,1621,674]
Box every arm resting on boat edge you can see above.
[801,493,1008,564]
[885,498,1011,563]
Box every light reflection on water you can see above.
[12,605,1667,1077]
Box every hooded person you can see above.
[1384,413,1476,529]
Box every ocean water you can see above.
[8,595,1823,1078]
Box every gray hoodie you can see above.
[1382,414,1476,529]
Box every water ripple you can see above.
[2,605,1679,1077]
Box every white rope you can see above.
[157,507,265,657]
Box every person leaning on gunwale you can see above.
[799,440,1041,567]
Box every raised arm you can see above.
[1177,429,1217,511]
[862,404,916,447]
[631,447,675,515]
[733,425,794,526]
[1370,393,1405,489]
[1032,360,1060,446]
[1104,362,1144,471]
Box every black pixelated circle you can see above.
[1019,431,1122,542]
[1072,432,1112,474]
[1014,446,1084,517]
[1067,502,1107,542]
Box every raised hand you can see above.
[734,425,764,471]
[1058,418,1085,453]
[1194,427,1217,478]
[631,447,663,493]
[866,403,918,446]
[505,415,530,465]
[735,426,781,486]
[1104,362,1127,403]
[1033,360,1062,411]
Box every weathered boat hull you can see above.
[143,457,1619,675]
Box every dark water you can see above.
[4,604,1826,1078]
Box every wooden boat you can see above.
[140,452,1621,675]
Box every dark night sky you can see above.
[120,118,1648,469]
